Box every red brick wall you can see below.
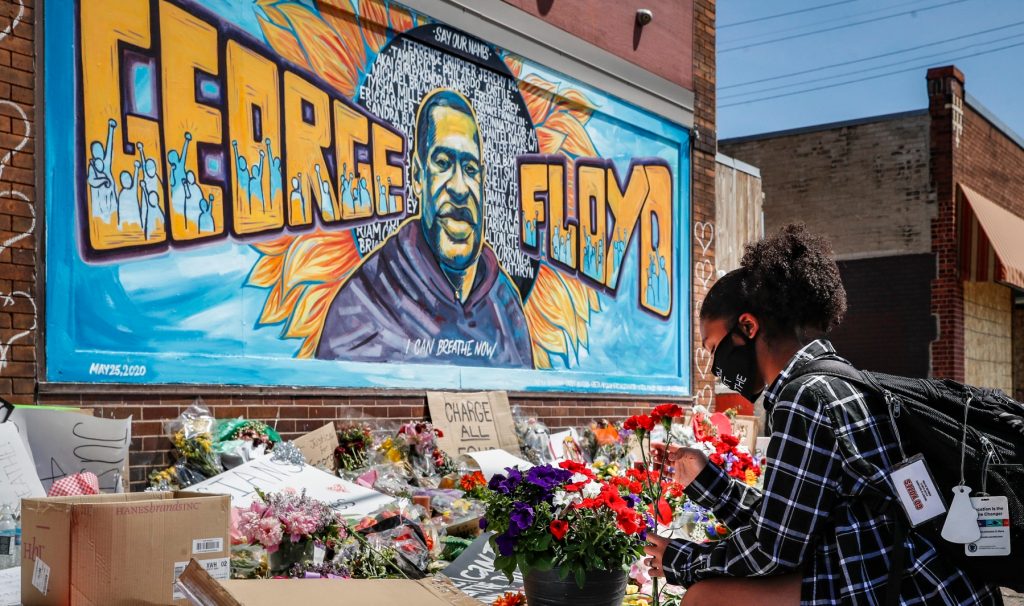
[691,0,717,409]
[500,0,694,90]
[0,0,36,399]
[927,66,966,382]
[9,0,715,491]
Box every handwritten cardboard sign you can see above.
[0,423,45,510]
[443,533,523,602]
[293,422,339,472]
[8,408,131,493]
[427,391,521,457]
[188,458,393,518]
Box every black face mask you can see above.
[712,322,764,403]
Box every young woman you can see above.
[645,225,1000,605]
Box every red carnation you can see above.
[550,519,569,540]
[709,453,725,466]
[651,404,683,422]
[721,434,740,448]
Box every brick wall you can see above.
[0,0,35,399]
[829,254,935,378]
[500,0,694,90]
[927,66,966,382]
[719,112,934,260]
[962,281,1013,393]
[6,0,716,491]
[1014,307,1024,402]
[691,0,717,409]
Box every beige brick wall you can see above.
[720,113,934,259]
[963,281,1013,393]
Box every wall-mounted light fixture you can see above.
[636,9,654,26]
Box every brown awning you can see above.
[959,184,1024,290]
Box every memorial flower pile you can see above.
[236,489,347,553]
[480,460,648,587]
[458,470,488,500]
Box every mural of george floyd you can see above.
[1,0,715,488]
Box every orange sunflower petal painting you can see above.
[49,0,692,396]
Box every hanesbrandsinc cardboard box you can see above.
[20,491,231,606]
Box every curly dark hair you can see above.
[700,224,847,340]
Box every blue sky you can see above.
[717,0,1024,139]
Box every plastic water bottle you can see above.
[0,504,17,569]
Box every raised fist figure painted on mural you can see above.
[314,89,534,368]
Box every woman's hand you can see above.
[651,443,708,486]
[644,534,671,578]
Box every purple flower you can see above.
[624,494,641,509]
[495,531,517,556]
[488,467,523,495]
[479,517,488,531]
[524,465,573,492]
[508,502,535,536]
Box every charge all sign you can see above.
[427,391,522,458]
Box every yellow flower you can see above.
[387,448,403,463]
[745,469,757,486]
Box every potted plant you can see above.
[480,461,648,606]
[236,488,347,575]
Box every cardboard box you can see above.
[176,559,482,606]
[21,491,231,606]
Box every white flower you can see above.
[571,472,590,484]
[553,490,581,507]
[582,481,602,499]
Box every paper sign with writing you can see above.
[293,422,339,471]
[443,533,523,602]
[0,424,45,510]
[188,458,393,518]
[427,392,521,457]
[8,408,131,493]
[458,450,533,481]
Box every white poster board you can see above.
[8,408,131,493]
[189,458,393,518]
[427,391,521,457]
[0,423,45,509]
[458,449,533,481]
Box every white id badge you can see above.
[966,496,1011,557]
[888,454,947,526]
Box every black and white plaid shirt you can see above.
[663,340,1001,605]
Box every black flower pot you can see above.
[524,567,628,606]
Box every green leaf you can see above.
[574,566,586,589]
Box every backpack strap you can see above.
[785,357,907,605]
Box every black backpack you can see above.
[789,359,1024,595]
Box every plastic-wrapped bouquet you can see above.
[581,420,635,470]
[236,489,347,553]
[380,421,455,477]
[335,425,374,472]
[512,408,554,464]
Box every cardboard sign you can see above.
[293,422,339,471]
[188,458,393,518]
[0,423,46,509]
[177,559,481,606]
[427,391,521,457]
[8,408,131,493]
[443,533,523,602]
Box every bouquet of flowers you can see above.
[480,460,648,588]
[512,408,554,464]
[335,425,374,471]
[221,419,279,450]
[581,420,635,469]
[379,422,455,477]
[236,488,347,554]
[695,433,762,487]
[171,427,223,479]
